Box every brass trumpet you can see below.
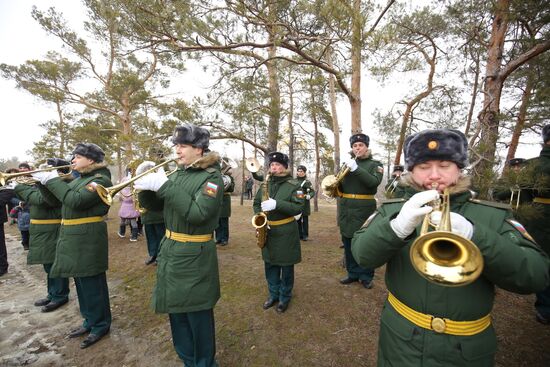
[0,165,72,186]
[409,187,483,287]
[96,158,177,206]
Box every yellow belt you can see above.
[534,197,550,204]
[30,219,62,225]
[61,216,104,226]
[340,193,375,200]
[165,229,212,243]
[268,216,295,226]
[387,292,491,336]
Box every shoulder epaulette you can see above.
[287,179,300,186]
[205,167,217,173]
[94,173,102,177]
[468,198,511,210]
[380,198,406,204]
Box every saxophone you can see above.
[251,173,270,248]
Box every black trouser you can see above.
[0,224,7,273]
[297,215,309,239]
[215,217,229,243]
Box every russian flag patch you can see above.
[203,182,219,197]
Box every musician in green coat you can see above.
[384,164,406,199]
[253,152,304,313]
[215,160,235,246]
[32,143,112,349]
[295,165,315,241]
[14,158,71,313]
[338,133,384,289]
[352,129,549,366]
[135,124,223,366]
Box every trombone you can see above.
[0,165,72,186]
[409,186,483,287]
[95,158,177,206]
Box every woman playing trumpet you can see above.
[351,129,549,367]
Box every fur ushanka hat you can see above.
[404,129,468,170]
[172,124,210,150]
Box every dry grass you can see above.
[5,198,550,366]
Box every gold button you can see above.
[431,317,446,333]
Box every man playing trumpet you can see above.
[134,124,223,366]
[351,129,549,366]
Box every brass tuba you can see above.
[95,158,177,206]
[409,187,483,287]
[320,157,356,199]
[247,157,269,248]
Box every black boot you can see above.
[130,227,138,242]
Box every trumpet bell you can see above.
[320,175,338,198]
[410,231,483,286]
[245,157,261,173]
[96,184,115,206]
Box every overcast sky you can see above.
[0,1,545,168]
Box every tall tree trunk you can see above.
[473,0,510,197]
[350,0,362,133]
[309,80,321,213]
[287,80,295,171]
[327,48,341,173]
[506,69,535,162]
[465,51,481,138]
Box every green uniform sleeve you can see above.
[14,184,47,206]
[138,190,164,211]
[352,204,408,268]
[472,217,550,294]
[158,174,223,226]
[275,185,304,217]
[45,175,111,210]
[349,161,383,188]
[253,186,263,214]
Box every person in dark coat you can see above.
[253,152,304,313]
[245,175,254,199]
[352,128,549,367]
[14,158,71,312]
[384,164,405,199]
[295,165,315,241]
[135,124,223,366]
[0,187,16,276]
[338,133,384,289]
[32,143,112,349]
[215,161,235,246]
[523,125,550,324]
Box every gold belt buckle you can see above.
[431,317,446,333]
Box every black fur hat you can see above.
[72,143,105,163]
[393,165,404,172]
[349,133,369,147]
[508,158,526,167]
[268,151,289,168]
[404,129,468,169]
[172,124,210,150]
[47,158,71,174]
[297,165,307,172]
[543,124,550,143]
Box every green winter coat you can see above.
[139,152,224,314]
[338,153,383,238]
[14,183,62,265]
[220,174,235,218]
[253,172,304,265]
[296,176,315,216]
[522,145,550,256]
[44,163,112,278]
[351,177,550,367]
[138,191,164,225]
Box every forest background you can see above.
[0,0,549,203]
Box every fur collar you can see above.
[186,151,220,170]
[353,149,372,160]
[272,168,292,177]
[400,172,472,195]
[77,162,108,175]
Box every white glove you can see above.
[32,170,59,185]
[136,160,156,175]
[133,167,168,192]
[390,190,439,239]
[261,198,277,211]
[345,158,358,172]
[305,194,311,200]
[430,211,474,240]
